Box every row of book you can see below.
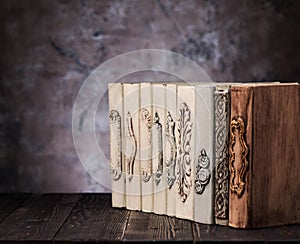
[108,82,299,228]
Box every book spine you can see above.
[109,83,125,208]
[214,87,230,225]
[152,83,167,214]
[175,85,194,220]
[165,84,177,216]
[140,83,153,212]
[229,86,253,228]
[123,83,142,210]
[193,85,215,224]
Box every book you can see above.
[152,83,167,215]
[175,84,195,220]
[123,83,141,211]
[140,82,153,212]
[214,85,231,225]
[165,83,177,216]
[229,83,300,228]
[193,84,215,224]
[109,82,125,208]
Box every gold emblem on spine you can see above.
[229,117,249,197]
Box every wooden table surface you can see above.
[0,193,299,243]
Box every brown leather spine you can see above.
[229,86,253,228]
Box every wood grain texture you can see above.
[192,222,263,241]
[123,210,193,241]
[0,194,30,223]
[229,86,253,228]
[251,84,300,227]
[0,194,299,242]
[193,222,300,242]
[55,194,130,241]
[229,84,300,228]
[0,194,80,241]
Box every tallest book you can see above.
[229,83,300,228]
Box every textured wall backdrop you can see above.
[0,0,299,192]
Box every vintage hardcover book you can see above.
[140,82,154,213]
[123,83,141,211]
[214,85,230,225]
[193,84,215,224]
[229,83,300,228]
[175,84,195,220]
[165,83,177,216]
[109,83,125,208]
[152,83,167,215]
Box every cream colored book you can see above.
[165,83,177,216]
[109,82,125,208]
[123,83,141,210]
[152,83,167,215]
[193,84,215,224]
[140,83,153,212]
[175,84,195,220]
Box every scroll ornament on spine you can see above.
[176,102,192,203]
[140,108,152,182]
[126,111,137,181]
[109,110,122,181]
[229,117,249,197]
[165,111,177,189]
[195,149,211,194]
[152,112,163,186]
[214,92,230,219]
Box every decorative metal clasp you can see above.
[229,117,249,197]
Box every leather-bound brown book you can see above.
[229,83,299,228]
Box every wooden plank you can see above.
[193,222,300,242]
[0,194,80,241]
[192,222,263,242]
[123,210,193,241]
[0,194,30,223]
[54,194,130,242]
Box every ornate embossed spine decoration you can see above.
[109,110,122,181]
[195,149,211,194]
[229,117,249,197]
[214,91,230,220]
[176,102,192,203]
[126,111,137,181]
[165,111,177,189]
[140,108,152,182]
[152,112,163,186]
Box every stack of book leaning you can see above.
[108,81,299,228]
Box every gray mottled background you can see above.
[0,0,299,192]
